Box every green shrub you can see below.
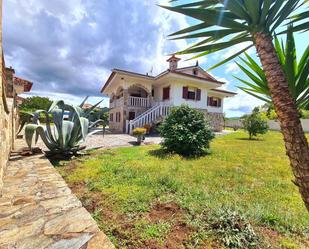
[242,112,269,139]
[232,125,240,131]
[300,109,309,119]
[209,208,259,249]
[267,109,278,120]
[20,96,52,111]
[159,105,214,156]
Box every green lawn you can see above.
[58,131,309,249]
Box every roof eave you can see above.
[209,88,237,97]
[167,72,225,87]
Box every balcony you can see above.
[110,96,150,109]
[128,96,149,107]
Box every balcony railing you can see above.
[129,96,149,107]
[110,96,150,109]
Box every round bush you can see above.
[242,112,269,139]
[159,105,215,156]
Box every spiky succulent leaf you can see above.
[236,27,308,109]
[25,124,37,148]
[79,96,89,108]
[23,97,104,155]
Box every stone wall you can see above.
[206,112,224,132]
[0,77,17,194]
[0,0,18,194]
[198,109,224,132]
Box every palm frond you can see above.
[236,27,308,109]
[162,0,308,68]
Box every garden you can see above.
[16,1,309,248]
[57,130,309,249]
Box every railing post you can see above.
[125,120,129,134]
[129,120,133,134]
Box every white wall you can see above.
[268,119,309,133]
[172,82,208,109]
[153,81,225,113]
[226,119,309,133]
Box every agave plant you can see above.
[25,97,103,156]
[236,27,309,110]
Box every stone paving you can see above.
[76,129,232,150]
[36,127,233,151]
[85,131,163,149]
[0,139,114,249]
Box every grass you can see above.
[58,131,309,249]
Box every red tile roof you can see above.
[169,71,225,85]
[13,77,33,92]
[101,67,227,93]
[166,54,181,62]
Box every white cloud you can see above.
[224,89,264,117]
[225,62,240,74]
[4,0,195,99]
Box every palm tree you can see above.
[236,27,309,110]
[162,0,309,210]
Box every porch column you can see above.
[123,88,130,122]
[147,95,153,107]
[123,88,129,106]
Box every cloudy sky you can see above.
[3,0,307,117]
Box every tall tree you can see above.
[162,0,309,210]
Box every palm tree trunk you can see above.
[254,32,309,211]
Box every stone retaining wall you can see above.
[206,112,224,132]
[198,109,224,132]
[0,0,18,194]
[0,96,17,193]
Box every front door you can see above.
[129,111,135,120]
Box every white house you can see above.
[101,55,236,133]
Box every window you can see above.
[187,90,195,100]
[163,87,170,100]
[183,86,201,101]
[115,112,121,122]
[207,97,222,107]
[193,69,198,75]
[110,113,113,122]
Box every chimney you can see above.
[167,55,181,71]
